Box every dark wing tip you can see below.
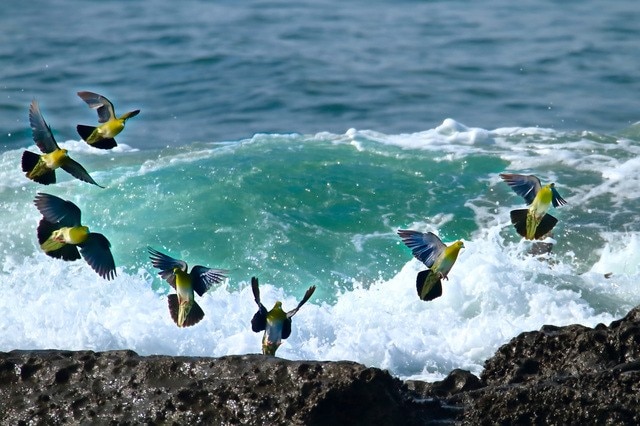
[552,188,568,207]
[79,233,116,280]
[251,276,261,305]
[60,158,103,188]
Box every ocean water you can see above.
[2,0,640,381]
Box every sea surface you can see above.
[1,0,640,381]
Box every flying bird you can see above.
[397,229,464,301]
[250,277,316,356]
[21,100,103,187]
[500,173,567,240]
[148,247,227,327]
[76,91,140,149]
[34,193,116,280]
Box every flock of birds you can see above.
[399,174,566,301]
[20,92,317,355]
[19,92,567,355]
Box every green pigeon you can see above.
[250,277,316,355]
[398,229,464,301]
[76,91,140,149]
[34,192,116,280]
[500,173,567,240]
[148,247,227,327]
[22,100,102,187]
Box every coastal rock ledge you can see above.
[2,306,640,425]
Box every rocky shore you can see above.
[2,306,640,425]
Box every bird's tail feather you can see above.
[535,214,558,239]
[510,209,558,239]
[21,150,40,173]
[76,124,95,141]
[22,151,56,185]
[37,219,81,260]
[167,294,205,327]
[76,124,117,149]
[90,137,117,150]
[416,270,443,301]
[509,209,529,238]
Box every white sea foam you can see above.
[2,125,639,382]
[1,224,633,381]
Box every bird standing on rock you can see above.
[76,91,140,149]
[250,277,316,356]
[500,173,567,240]
[22,100,103,187]
[148,247,227,327]
[34,193,116,280]
[397,229,464,301]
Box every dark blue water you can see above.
[2,0,639,150]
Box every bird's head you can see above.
[269,301,286,318]
[122,110,140,121]
[451,241,464,250]
[445,240,465,260]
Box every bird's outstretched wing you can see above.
[29,100,59,153]
[397,229,446,268]
[33,193,82,227]
[287,285,316,319]
[250,277,268,332]
[551,187,567,208]
[77,91,116,123]
[60,158,103,188]
[79,233,116,280]
[148,247,188,288]
[190,265,227,297]
[500,173,542,205]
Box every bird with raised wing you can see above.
[76,91,140,149]
[148,247,227,327]
[22,100,102,187]
[34,193,116,280]
[500,173,567,240]
[398,229,464,301]
[250,277,316,355]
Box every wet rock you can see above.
[0,351,440,425]
[461,305,640,424]
[2,305,640,424]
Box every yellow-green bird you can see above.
[34,193,116,280]
[21,100,103,187]
[76,91,140,149]
[148,247,227,327]
[397,229,464,301]
[500,173,567,240]
[250,277,316,356]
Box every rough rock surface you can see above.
[2,306,640,425]
[0,351,430,425]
